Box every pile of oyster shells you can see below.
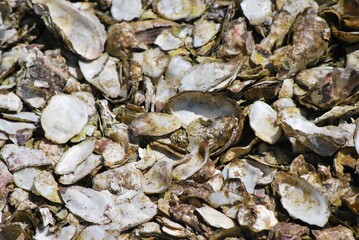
[0,0,359,239]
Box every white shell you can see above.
[79,53,122,98]
[60,186,114,224]
[77,225,107,240]
[35,0,107,60]
[193,19,220,48]
[249,101,282,144]
[155,30,182,51]
[105,192,157,231]
[172,141,208,180]
[143,160,173,194]
[0,92,23,113]
[55,138,96,175]
[41,94,88,144]
[222,159,263,194]
[272,172,331,227]
[13,167,44,191]
[179,62,238,92]
[153,0,206,21]
[133,48,170,78]
[111,0,142,21]
[59,154,102,185]
[196,205,235,229]
[241,0,273,26]
[0,118,35,135]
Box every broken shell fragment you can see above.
[272,172,331,227]
[55,138,96,175]
[59,154,102,185]
[0,92,23,113]
[79,53,122,98]
[152,0,206,21]
[59,186,113,224]
[131,112,182,136]
[196,205,235,229]
[132,48,170,78]
[13,167,43,191]
[33,171,62,203]
[249,101,282,144]
[111,0,142,21]
[41,94,88,144]
[179,62,238,92]
[1,144,52,171]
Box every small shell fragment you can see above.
[33,171,62,203]
[193,19,220,48]
[1,144,52,171]
[272,172,331,227]
[249,101,282,144]
[153,0,206,21]
[59,154,102,185]
[132,48,170,78]
[0,92,23,113]
[13,167,43,191]
[41,94,88,144]
[196,205,235,229]
[55,138,96,175]
[79,53,122,98]
[111,0,142,21]
[131,112,182,136]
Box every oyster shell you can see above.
[1,144,52,171]
[132,48,170,78]
[33,171,62,203]
[196,205,235,229]
[249,101,282,144]
[55,138,96,175]
[0,92,22,113]
[79,53,122,98]
[59,186,114,224]
[32,0,106,60]
[41,94,88,144]
[152,0,206,21]
[111,0,142,21]
[272,172,331,227]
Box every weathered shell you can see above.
[105,192,157,231]
[13,167,43,191]
[59,186,114,224]
[55,138,96,175]
[142,160,173,194]
[179,62,238,92]
[132,48,170,78]
[278,105,353,156]
[1,144,52,171]
[196,205,235,229]
[131,112,182,136]
[237,205,278,232]
[172,140,208,180]
[79,53,122,98]
[193,19,220,48]
[312,225,355,240]
[59,154,102,185]
[0,160,12,196]
[102,142,128,168]
[249,101,282,144]
[241,0,273,26]
[222,159,263,194]
[41,94,88,144]
[0,92,23,113]
[33,171,62,203]
[272,172,331,227]
[152,0,206,21]
[0,119,35,136]
[111,0,142,21]
[33,0,107,60]
[165,91,241,126]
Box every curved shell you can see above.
[272,172,331,227]
[34,0,107,60]
[164,91,241,126]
